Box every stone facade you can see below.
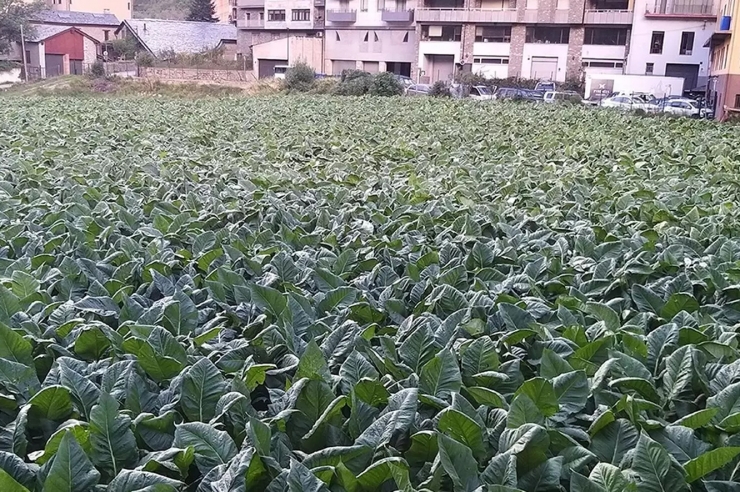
[508,25,526,78]
[566,26,584,80]
[139,67,255,82]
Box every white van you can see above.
[274,65,289,79]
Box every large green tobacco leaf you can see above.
[180,358,226,422]
[419,349,462,399]
[683,447,740,483]
[0,324,33,367]
[438,432,480,492]
[173,423,237,474]
[43,431,100,492]
[631,433,687,492]
[89,392,138,478]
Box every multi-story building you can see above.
[217,0,239,22]
[43,0,132,21]
[625,0,715,91]
[413,0,635,83]
[706,0,738,118]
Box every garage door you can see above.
[531,57,558,81]
[333,60,357,75]
[665,63,699,91]
[45,54,64,77]
[258,59,288,79]
[363,61,379,73]
[427,54,454,83]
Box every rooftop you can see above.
[33,10,120,26]
[122,19,237,55]
[26,25,71,42]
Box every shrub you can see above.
[136,52,155,67]
[369,72,403,97]
[335,70,372,96]
[430,81,451,98]
[89,60,106,78]
[309,78,339,94]
[284,62,315,92]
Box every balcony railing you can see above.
[646,0,715,16]
[326,9,357,21]
[584,9,634,23]
[415,8,517,22]
[236,18,265,27]
[382,9,414,21]
[237,0,264,7]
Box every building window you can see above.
[377,0,385,10]
[363,31,369,42]
[679,31,694,55]
[267,9,286,21]
[336,31,341,41]
[735,94,740,108]
[421,25,462,42]
[360,0,368,11]
[403,32,408,42]
[475,26,512,42]
[650,31,664,54]
[584,27,627,45]
[103,30,110,41]
[473,57,509,64]
[374,32,379,41]
[525,26,569,44]
[582,60,623,68]
[291,9,310,20]
[645,62,654,74]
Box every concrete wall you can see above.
[139,66,255,81]
[325,28,416,67]
[46,0,131,20]
[325,0,418,27]
[625,0,713,78]
[264,0,315,28]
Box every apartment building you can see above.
[44,0,131,21]
[217,0,239,22]
[414,0,634,83]
[625,0,715,91]
[705,0,738,118]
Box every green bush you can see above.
[309,78,339,94]
[369,72,403,97]
[136,52,155,67]
[285,62,315,93]
[430,81,451,98]
[89,60,106,78]
[335,70,372,96]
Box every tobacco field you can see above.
[1,96,740,492]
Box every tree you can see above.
[186,0,218,22]
[0,0,43,54]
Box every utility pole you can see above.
[20,24,28,82]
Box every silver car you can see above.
[406,84,431,96]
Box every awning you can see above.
[704,31,731,48]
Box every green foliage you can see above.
[334,69,372,96]
[186,0,218,22]
[368,71,403,97]
[108,36,142,60]
[430,80,451,97]
[88,60,105,78]
[284,62,315,93]
[0,97,737,492]
[135,51,154,67]
[0,0,43,54]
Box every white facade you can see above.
[521,43,569,81]
[625,0,714,88]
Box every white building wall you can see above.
[264,0,314,28]
[473,41,510,57]
[582,44,626,60]
[521,43,569,81]
[625,0,714,79]
[83,36,97,63]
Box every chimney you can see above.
[143,23,147,32]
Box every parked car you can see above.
[534,81,556,92]
[522,89,545,102]
[493,87,527,100]
[469,85,494,100]
[661,98,712,118]
[394,74,414,89]
[406,84,431,96]
[600,95,658,112]
[543,91,582,104]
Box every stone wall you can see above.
[508,25,527,77]
[139,67,256,82]
[566,26,584,80]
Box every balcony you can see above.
[415,8,517,22]
[382,9,415,21]
[326,9,357,22]
[584,9,634,23]
[237,0,264,6]
[236,18,265,27]
[645,0,715,18]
